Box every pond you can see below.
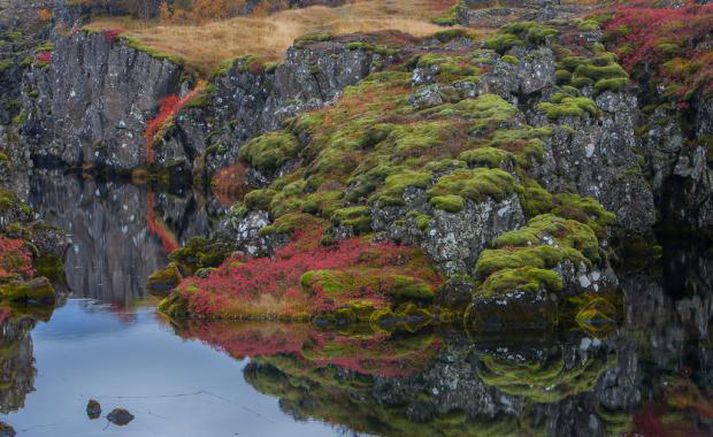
[1,172,712,436]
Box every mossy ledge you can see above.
[151,20,625,334]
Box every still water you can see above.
[1,171,712,436]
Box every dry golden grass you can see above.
[85,0,458,75]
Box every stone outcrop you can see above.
[158,34,403,176]
[22,31,183,170]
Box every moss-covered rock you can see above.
[240,131,300,174]
[146,262,182,297]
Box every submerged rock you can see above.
[107,408,134,426]
[86,399,101,419]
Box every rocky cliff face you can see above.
[22,31,184,170]
[156,33,405,177]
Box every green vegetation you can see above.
[240,131,300,174]
[427,168,516,207]
[485,21,557,53]
[538,96,600,119]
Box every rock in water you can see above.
[0,422,15,437]
[107,408,135,426]
[86,399,101,419]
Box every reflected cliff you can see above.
[0,316,36,415]
[27,171,213,306]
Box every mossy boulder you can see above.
[167,236,233,276]
[240,132,300,174]
[146,262,182,296]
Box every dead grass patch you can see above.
[85,0,458,75]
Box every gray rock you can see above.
[106,408,134,426]
[86,399,101,419]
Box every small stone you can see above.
[107,408,134,426]
[86,399,101,419]
[0,421,15,437]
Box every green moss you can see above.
[0,59,13,72]
[345,42,397,57]
[494,213,600,263]
[459,146,514,169]
[556,50,628,94]
[33,252,64,282]
[593,77,629,92]
[407,211,432,231]
[485,33,524,53]
[501,55,520,65]
[293,32,332,48]
[475,245,584,278]
[479,267,563,297]
[11,111,27,126]
[517,179,553,217]
[168,236,233,276]
[371,170,431,207]
[301,270,358,295]
[427,168,516,205]
[244,189,277,211]
[0,151,8,162]
[538,96,600,119]
[485,21,557,53]
[423,158,467,174]
[302,190,342,217]
[146,263,182,296]
[573,62,627,81]
[416,54,480,84]
[259,212,326,237]
[551,193,616,238]
[240,131,300,174]
[122,36,184,65]
[429,194,465,213]
[331,206,372,233]
[421,94,517,132]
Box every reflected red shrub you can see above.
[146,190,179,253]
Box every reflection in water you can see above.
[27,171,212,306]
[1,171,712,435]
[0,316,36,415]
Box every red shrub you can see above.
[35,51,52,64]
[0,236,34,280]
[172,221,441,320]
[602,1,713,99]
[144,82,207,163]
[103,27,124,44]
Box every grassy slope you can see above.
[84,0,458,75]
